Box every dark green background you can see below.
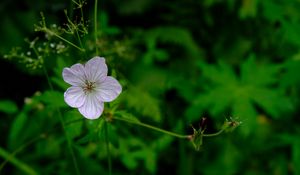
[1,0,300,174]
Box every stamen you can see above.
[83,81,96,94]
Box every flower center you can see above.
[83,81,96,94]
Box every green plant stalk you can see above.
[0,119,84,172]
[113,116,190,139]
[203,129,225,137]
[43,28,85,52]
[42,64,81,175]
[80,6,85,27]
[113,116,226,138]
[0,147,38,175]
[72,0,85,26]
[63,10,85,52]
[76,30,84,51]
[0,135,44,171]
[94,0,99,55]
[104,121,112,175]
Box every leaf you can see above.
[143,26,202,64]
[76,132,97,144]
[203,142,241,175]
[187,55,293,127]
[281,58,300,87]
[39,90,67,108]
[232,96,257,136]
[292,140,300,175]
[0,146,38,175]
[199,60,238,86]
[250,88,293,118]
[8,112,28,149]
[100,12,121,35]
[239,0,258,19]
[241,56,281,86]
[64,111,83,139]
[114,110,140,122]
[152,121,181,151]
[121,154,138,170]
[133,149,157,174]
[36,136,61,158]
[118,138,143,170]
[121,87,161,122]
[282,21,300,47]
[261,1,284,21]
[0,100,18,114]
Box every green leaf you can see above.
[261,1,284,21]
[239,0,258,19]
[188,55,292,127]
[133,149,156,173]
[0,146,38,175]
[114,110,140,122]
[250,88,293,118]
[232,96,257,136]
[282,58,300,87]
[39,90,67,108]
[203,142,241,175]
[241,55,281,86]
[8,112,28,148]
[100,12,121,35]
[0,100,18,114]
[76,132,97,144]
[282,21,300,47]
[199,60,238,86]
[64,111,83,139]
[143,26,202,64]
[121,87,161,122]
[292,140,300,175]
[36,136,61,158]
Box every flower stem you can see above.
[0,147,38,175]
[42,64,81,175]
[43,27,85,52]
[113,116,190,139]
[203,129,225,137]
[104,121,112,175]
[37,12,84,52]
[94,0,99,55]
[0,134,44,171]
[76,30,84,51]
[0,119,84,172]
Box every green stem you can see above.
[104,121,112,175]
[42,64,81,175]
[113,116,190,139]
[94,0,99,55]
[43,28,85,52]
[0,147,38,175]
[203,129,225,137]
[79,0,86,34]
[76,31,83,49]
[0,134,44,173]
[0,119,84,172]
[0,134,42,171]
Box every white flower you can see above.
[62,56,122,119]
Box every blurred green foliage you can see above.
[1,0,300,174]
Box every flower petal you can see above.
[95,76,122,102]
[78,94,104,119]
[64,86,86,108]
[63,63,86,86]
[85,56,108,83]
